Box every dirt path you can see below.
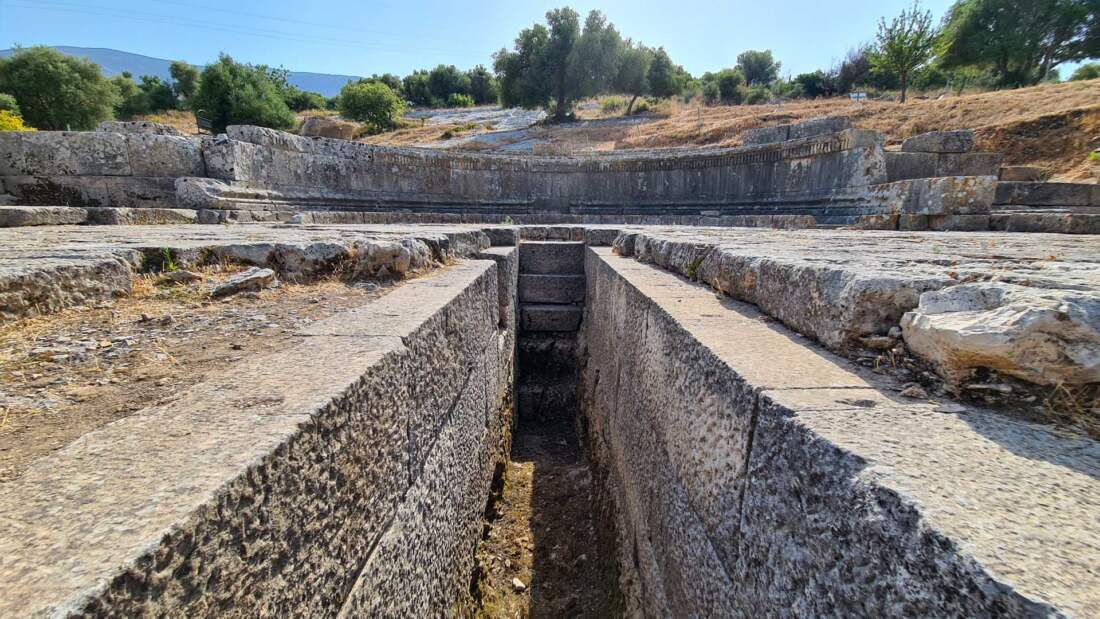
[467,419,622,618]
[0,267,392,482]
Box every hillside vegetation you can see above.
[616,79,1100,180]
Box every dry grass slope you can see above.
[617,79,1100,180]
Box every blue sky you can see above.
[2,0,968,78]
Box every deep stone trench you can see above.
[469,239,625,617]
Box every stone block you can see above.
[19,131,132,176]
[995,182,1093,206]
[97,120,184,136]
[519,241,585,275]
[886,152,1002,181]
[481,226,519,246]
[927,214,990,231]
[519,274,585,304]
[787,116,853,140]
[520,304,583,331]
[902,130,975,153]
[125,134,204,177]
[0,206,88,227]
[742,125,790,146]
[999,166,1046,182]
[85,207,198,225]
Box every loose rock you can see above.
[211,268,277,299]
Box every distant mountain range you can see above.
[0,46,363,98]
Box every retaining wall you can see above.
[0,256,517,616]
[580,246,1099,616]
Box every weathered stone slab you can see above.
[0,205,88,226]
[999,165,1046,182]
[996,181,1095,207]
[583,247,1100,617]
[872,176,997,215]
[0,256,510,616]
[299,115,358,140]
[902,130,976,153]
[990,211,1100,234]
[901,282,1100,386]
[85,207,198,225]
[97,120,184,136]
[518,273,585,304]
[519,241,585,275]
[520,303,583,331]
[743,117,852,145]
[885,151,1002,181]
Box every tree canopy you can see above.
[871,1,937,102]
[0,46,118,130]
[189,54,296,133]
[939,0,1100,87]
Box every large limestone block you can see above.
[97,120,183,136]
[518,273,585,304]
[20,131,132,176]
[519,241,585,274]
[902,130,976,153]
[901,282,1100,386]
[0,205,88,227]
[299,116,359,140]
[125,134,204,177]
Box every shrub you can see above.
[600,95,626,114]
[702,81,720,105]
[1071,63,1100,82]
[0,46,118,130]
[715,69,745,104]
[190,54,296,133]
[446,93,475,108]
[0,110,34,131]
[283,88,327,112]
[742,85,771,105]
[0,93,18,114]
[338,81,405,132]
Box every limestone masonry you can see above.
[0,116,1098,617]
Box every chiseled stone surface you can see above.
[582,247,1100,617]
[0,223,499,319]
[0,258,513,617]
[902,130,976,154]
[0,205,89,227]
[901,282,1100,386]
[612,227,1100,387]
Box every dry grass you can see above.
[616,78,1100,179]
[134,110,198,135]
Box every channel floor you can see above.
[467,417,623,618]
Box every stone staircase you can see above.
[516,241,585,424]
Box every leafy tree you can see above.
[0,92,18,114]
[402,70,435,106]
[111,72,147,118]
[570,10,624,102]
[428,64,472,102]
[189,54,295,133]
[871,1,937,102]
[1071,62,1100,80]
[466,65,500,104]
[169,60,200,102]
[939,0,1098,87]
[794,70,837,98]
[702,80,721,104]
[364,73,404,98]
[139,75,177,112]
[338,80,405,132]
[647,47,685,98]
[283,88,326,111]
[714,68,746,103]
[737,50,781,86]
[494,24,551,109]
[542,7,582,118]
[614,42,653,114]
[0,46,118,130]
